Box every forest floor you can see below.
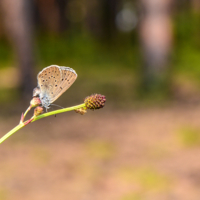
[1,104,200,200]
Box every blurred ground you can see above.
[1,104,200,200]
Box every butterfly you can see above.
[33,65,77,109]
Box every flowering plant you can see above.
[0,94,106,144]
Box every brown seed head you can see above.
[84,94,106,110]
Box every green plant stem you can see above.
[32,103,86,122]
[0,123,25,144]
[0,103,86,144]
[23,105,32,120]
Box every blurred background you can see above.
[1,0,200,199]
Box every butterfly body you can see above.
[33,65,77,109]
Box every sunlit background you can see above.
[1,0,200,199]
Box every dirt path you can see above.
[1,105,200,200]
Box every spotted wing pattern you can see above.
[37,65,77,107]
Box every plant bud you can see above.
[84,94,106,110]
[30,97,41,107]
[75,107,87,115]
[34,106,43,116]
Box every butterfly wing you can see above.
[37,65,62,102]
[49,66,77,103]
[37,65,77,105]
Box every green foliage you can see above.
[0,39,13,69]
[118,167,171,192]
[36,33,139,70]
[177,126,200,147]
[1,10,200,106]
[173,11,200,84]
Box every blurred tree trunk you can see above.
[35,0,59,33]
[35,0,70,33]
[191,0,200,11]
[85,2,102,37]
[101,0,119,40]
[84,0,119,40]
[0,0,35,98]
[139,0,173,96]
[56,0,69,32]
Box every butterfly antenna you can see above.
[51,104,64,109]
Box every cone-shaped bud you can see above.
[34,106,43,116]
[75,107,87,115]
[30,97,41,107]
[84,94,106,110]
